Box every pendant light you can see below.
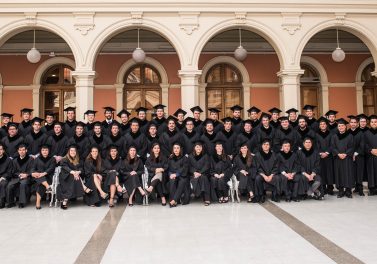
[27,29,41,63]
[332,28,346,63]
[234,28,247,61]
[132,28,146,63]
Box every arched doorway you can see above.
[300,63,321,117]
[41,64,76,121]
[124,63,162,119]
[205,63,243,119]
[362,63,377,115]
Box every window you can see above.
[362,63,377,115]
[124,64,161,118]
[41,64,76,121]
[205,63,243,119]
[300,63,321,118]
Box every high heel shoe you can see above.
[101,193,109,200]
[61,200,68,210]
[36,206,42,210]
[169,201,177,208]
[109,198,115,208]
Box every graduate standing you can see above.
[63,107,77,138]
[0,143,12,208]
[364,115,377,196]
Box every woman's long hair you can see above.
[126,146,139,162]
[169,143,183,159]
[66,146,80,166]
[86,146,102,173]
[214,143,227,161]
[239,146,253,167]
[150,142,161,162]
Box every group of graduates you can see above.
[0,102,377,210]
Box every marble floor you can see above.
[0,195,375,264]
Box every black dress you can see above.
[46,133,69,158]
[123,131,148,161]
[145,155,169,197]
[31,155,56,197]
[181,130,200,156]
[233,154,257,194]
[209,154,233,201]
[1,134,24,158]
[83,159,105,205]
[160,129,184,158]
[167,155,189,203]
[188,153,211,201]
[58,158,84,200]
[349,128,365,189]
[103,157,124,192]
[0,154,12,202]
[122,158,144,195]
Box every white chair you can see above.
[142,166,149,205]
[227,174,240,203]
[49,166,61,207]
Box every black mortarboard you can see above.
[103,106,115,112]
[166,115,178,122]
[268,107,282,114]
[247,106,261,114]
[193,139,205,146]
[173,108,187,117]
[317,116,329,124]
[76,121,86,127]
[129,117,140,125]
[369,115,377,121]
[153,104,166,110]
[297,115,308,121]
[20,108,33,116]
[260,112,271,119]
[184,117,195,124]
[1,113,13,118]
[285,108,299,114]
[84,110,97,116]
[117,109,131,118]
[135,107,148,113]
[190,106,203,113]
[203,118,214,126]
[325,110,338,116]
[31,117,44,124]
[278,116,289,122]
[230,105,243,111]
[303,105,316,111]
[357,114,368,120]
[16,142,28,149]
[8,122,18,129]
[221,117,232,123]
[347,115,359,121]
[67,143,79,149]
[336,118,349,125]
[45,111,56,118]
[208,108,221,113]
[63,107,76,112]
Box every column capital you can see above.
[277,69,305,77]
[355,81,365,88]
[71,70,96,79]
[371,71,377,78]
[178,69,202,78]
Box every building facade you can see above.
[0,0,377,121]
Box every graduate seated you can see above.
[0,143,12,208]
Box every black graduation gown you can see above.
[213,120,224,134]
[31,155,56,197]
[277,151,304,198]
[64,120,77,139]
[209,154,233,200]
[270,120,280,129]
[363,128,377,188]
[328,122,338,134]
[67,134,91,162]
[256,126,277,150]
[231,118,243,134]
[289,119,298,128]
[0,155,12,200]
[146,134,161,154]
[7,155,34,204]
[296,147,321,193]
[315,130,334,186]
[307,118,318,132]
[331,131,354,189]
[41,123,55,136]
[250,119,261,131]
[200,131,217,156]
[296,126,317,148]
[24,131,48,156]
[88,134,109,159]
[275,126,300,152]
[167,155,189,203]
[46,133,69,157]
[103,157,124,190]
[123,131,148,161]
[233,154,257,193]
[152,117,167,135]
[236,131,258,154]
[181,130,200,156]
[101,120,114,135]
[0,126,8,139]
[138,119,150,135]
[18,120,32,137]
[254,151,279,196]
[119,122,131,136]
[122,158,144,195]
[215,129,237,157]
[350,128,365,185]
[160,129,184,158]
[1,134,24,158]
[83,159,105,205]
[176,122,186,133]
[85,122,95,137]
[188,153,211,200]
[106,133,126,158]
[145,155,169,196]
[193,119,203,135]
[58,158,84,200]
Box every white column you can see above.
[355,82,365,114]
[277,69,304,112]
[31,84,41,117]
[199,83,207,118]
[242,82,252,117]
[321,82,330,114]
[72,70,95,121]
[114,83,124,114]
[160,84,170,114]
[178,70,202,116]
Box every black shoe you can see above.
[251,196,259,203]
[358,189,365,196]
[0,200,5,209]
[18,203,24,208]
[337,192,345,198]
[327,189,334,195]
[345,192,353,198]
[36,206,42,210]
[6,203,15,208]
[285,197,291,202]
[292,197,300,202]
[259,196,266,204]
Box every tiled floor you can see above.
[0,195,375,264]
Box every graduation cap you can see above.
[317,116,329,124]
[303,105,316,111]
[347,115,359,121]
[239,140,249,148]
[84,110,97,119]
[261,138,272,144]
[336,118,349,125]
[172,141,183,148]
[31,117,44,124]
[20,108,33,116]
[166,115,178,123]
[221,117,232,123]
[214,139,226,145]
[7,122,19,129]
[153,104,166,110]
[193,139,205,146]
[203,118,214,126]
[243,119,253,126]
[117,109,131,118]
[190,106,203,113]
[184,117,195,124]
[107,144,119,151]
[53,121,65,127]
[67,143,79,149]
[16,142,28,149]
[303,135,314,142]
[260,112,271,119]
[45,111,56,118]
[285,108,299,114]
[40,143,52,150]
[93,121,102,127]
[135,107,148,113]
[325,110,338,116]
[63,106,76,112]
[278,116,289,122]
[1,113,13,119]
[173,108,187,117]
[369,114,377,121]
[208,108,221,113]
[76,121,86,127]
[268,107,282,114]
[247,106,261,114]
[357,114,368,120]
[297,115,308,121]
[103,106,115,113]
[230,105,243,111]
[129,117,140,125]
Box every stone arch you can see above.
[33,57,76,85]
[356,57,374,82]
[355,57,375,114]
